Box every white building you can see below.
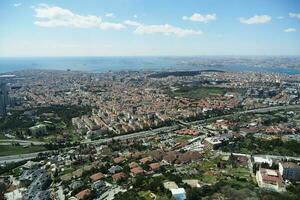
[256,168,285,192]
[171,188,186,200]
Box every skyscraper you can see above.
[0,82,8,116]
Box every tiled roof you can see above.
[90,172,104,182]
[75,189,91,200]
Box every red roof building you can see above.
[149,162,161,171]
[112,172,126,181]
[90,172,104,182]
[75,189,91,200]
[130,167,144,176]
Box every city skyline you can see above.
[0,0,300,57]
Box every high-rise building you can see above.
[0,82,8,116]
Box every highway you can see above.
[83,125,180,145]
[0,139,45,146]
[0,151,50,165]
[84,104,300,145]
[0,104,299,164]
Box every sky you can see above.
[0,0,300,57]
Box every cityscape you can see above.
[1,0,300,200]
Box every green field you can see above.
[0,145,47,156]
[169,86,228,99]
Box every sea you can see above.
[0,57,300,75]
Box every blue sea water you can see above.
[0,57,300,75]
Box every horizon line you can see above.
[1,55,300,58]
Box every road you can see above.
[85,104,300,145]
[0,139,45,146]
[0,151,50,165]
[0,104,299,164]
[83,125,180,145]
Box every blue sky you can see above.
[0,0,300,56]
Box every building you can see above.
[256,168,285,192]
[20,169,51,200]
[75,189,91,200]
[203,137,222,150]
[171,188,186,200]
[130,167,144,176]
[149,162,160,171]
[90,172,105,182]
[0,75,16,116]
[112,172,126,181]
[279,162,300,181]
[108,165,123,174]
[0,82,8,116]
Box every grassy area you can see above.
[169,86,228,99]
[0,105,91,131]
[0,105,91,143]
[201,171,218,184]
[221,135,300,156]
[175,135,194,143]
[224,167,252,182]
[138,191,154,200]
[0,145,47,156]
[0,110,35,131]
[0,134,8,139]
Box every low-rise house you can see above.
[113,156,125,164]
[108,165,123,174]
[139,156,153,164]
[128,162,139,169]
[69,180,84,191]
[171,188,186,200]
[75,189,91,200]
[279,162,300,181]
[130,167,144,176]
[112,172,126,181]
[149,162,161,171]
[90,172,105,182]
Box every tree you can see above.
[164,173,182,185]
[0,182,6,200]
[114,190,145,200]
